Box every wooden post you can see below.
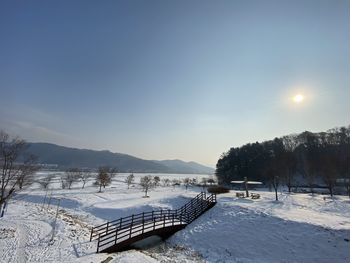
[142,212,144,234]
[47,192,52,210]
[50,198,61,243]
[114,229,118,244]
[97,234,100,253]
[106,222,109,234]
[42,189,48,210]
[130,214,134,238]
[90,227,94,242]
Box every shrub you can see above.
[207,186,230,194]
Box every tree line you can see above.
[216,126,350,197]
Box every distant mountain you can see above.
[26,143,214,174]
[154,159,215,174]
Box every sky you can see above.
[1,0,350,167]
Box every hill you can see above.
[26,143,214,174]
[154,159,215,174]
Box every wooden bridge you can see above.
[89,192,217,253]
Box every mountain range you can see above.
[26,143,214,174]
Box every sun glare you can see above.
[293,94,304,103]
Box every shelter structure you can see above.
[231,177,262,197]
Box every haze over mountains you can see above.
[27,143,214,174]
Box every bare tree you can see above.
[79,170,92,189]
[318,151,338,197]
[125,173,135,189]
[172,179,181,188]
[280,135,298,193]
[38,174,54,190]
[191,178,197,186]
[95,166,116,192]
[304,159,316,194]
[274,151,297,193]
[17,154,39,189]
[264,156,280,201]
[153,176,160,187]
[183,177,190,190]
[162,178,170,187]
[64,168,81,189]
[297,133,319,194]
[272,175,280,201]
[0,131,38,211]
[140,175,153,197]
[60,175,67,189]
[201,178,208,191]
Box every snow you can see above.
[1,171,350,262]
[169,192,350,263]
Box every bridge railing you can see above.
[90,192,217,253]
[90,209,179,241]
[96,212,181,252]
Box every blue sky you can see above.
[1,0,350,166]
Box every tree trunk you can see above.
[273,176,279,201]
[275,187,278,201]
[329,186,333,197]
[0,201,6,217]
[244,177,249,197]
[99,184,102,192]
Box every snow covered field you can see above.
[1,172,350,263]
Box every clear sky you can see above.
[1,0,350,167]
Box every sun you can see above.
[293,94,304,103]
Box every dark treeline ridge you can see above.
[216,126,350,196]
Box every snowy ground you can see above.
[1,172,350,263]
